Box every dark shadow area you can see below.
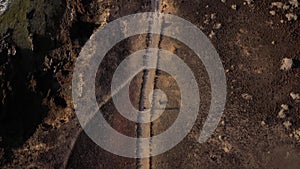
[293,59,300,69]
[70,13,98,46]
[0,31,61,165]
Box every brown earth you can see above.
[0,0,300,168]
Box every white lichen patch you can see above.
[210,13,216,20]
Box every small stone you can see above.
[221,0,226,3]
[278,109,286,118]
[241,93,253,100]
[209,31,215,39]
[280,58,293,70]
[278,104,289,119]
[271,2,284,8]
[11,46,16,56]
[270,10,276,16]
[221,120,225,125]
[290,92,300,101]
[204,19,209,24]
[261,121,266,126]
[223,147,230,153]
[222,141,232,153]
[245,0,254,5]
[271,41,276,45]
[231,4,237,10]
[293,129,300,141]
[213,23,222,30]
[7,46,16,56]
[210,13,216,20]
[283,121,292,129]
[285,13,298,21]
[218,135,224,141]
[281,104,289,111]
[289,0,299,8]
[283,4,290,10]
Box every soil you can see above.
[0,0,300,168]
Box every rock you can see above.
[245,0,254,5]
[283,4,290,10]
[213,23,222,30]
[290,92,300,102]
[221,0,226,3]
[289,0,299,8]
[281,104,289,111]
[278,109,286,118]
[283,121,292,129]
[210,13,216,20]
[280,58,293,70]
[278,104,289,119]
[271,2,284,8]
[7,46,16,56]
[222,141,232,153]
[209,31,215,39]
[241,93,253,100]
[270,10,276,16]
[285,13,298,21]
[293,129,300,141]
[231,4,237,10]
[218,135,225,141]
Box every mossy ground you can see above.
[0,0,31,49]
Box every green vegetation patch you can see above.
[0,0,31,49]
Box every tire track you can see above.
[136,0,165,169]
[135,0,181,168]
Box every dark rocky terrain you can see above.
[0,0,300,168]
